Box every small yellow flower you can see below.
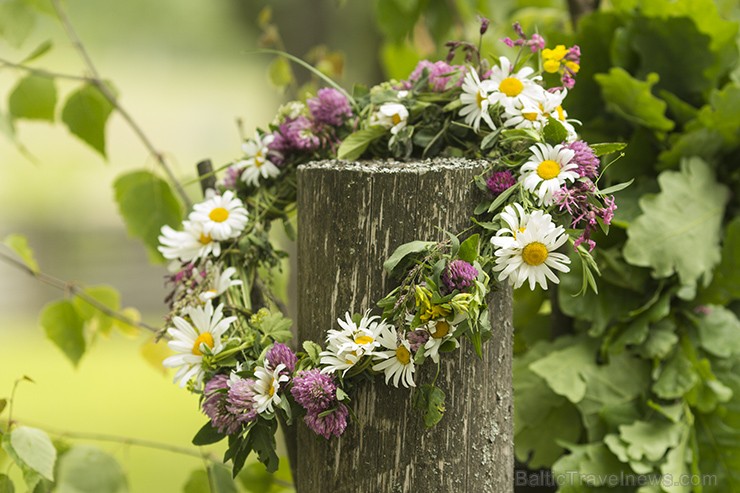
[542,45,568,62]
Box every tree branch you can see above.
[50,0,192,209]
[0,251,164,337]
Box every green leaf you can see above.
[247,421,279,473]
[3,234,39,272]
[0,0,36,47]
[8,75,56,122]
[528,337,599,403]
[192,421,225,446]
[383,240,435,275]
[375,0,420,44]
[638,319,678,360]
[39,300,86,366]
[183,470,209,493]
[457,234,479,263]
[55,446,126,493]
[237,463,274,493]
[337,127,387,161]
[412,384,445,428]
[72,285,121,336]
[589,142,627,157]
[618,420,684,462]
[7,427,56,481]
[267,57,294,89]
[594,68,675,133]
[207,464,237,493]
[302,340,322,366]
[699,217,740,304]
[20,39,52,64]
[0,474,14,493]
[696,306,740,358]
[514,341,583,468]
[542,117,569,145]
[258,312,293,344]
[61,83,115,157]
[113,170,184,263]
[629,16,715,103]
[624,158,730,297]
[597,178,633,196]
[653,347,699,399]
[660,430,691,493]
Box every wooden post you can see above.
[296,159,514,493]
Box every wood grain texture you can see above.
[296,159,513,493]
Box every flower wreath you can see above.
[156,21,625,475]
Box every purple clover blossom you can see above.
[553,180,617,252]
[407,329,430,353]
[265,343,297,375]
[441,260,478,294]
[202,375,242,435]
[566,141,600,179]
[308,88,353,127]
[270,116,321,157]
[486,170,516,196]
[291,369,337,413]
[404,60,466,92]
[219,164,242,190]
[479,16,490,35]
[304,404,349,440]
[226,376,258,424]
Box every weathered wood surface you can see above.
[296,158,513,493]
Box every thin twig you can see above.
[0,251,163,336]
[50,0,192,209]
[0,56,90,82]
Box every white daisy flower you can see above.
[519,143,579,206]
[319,311,387,376]
[162,302,235,388]
[239,132,280,187]
[372,325,416,388]
[459,69,497,133]
[199,265,243,302]
[491,203,532,250]
[370,103,409,135]
[538,89,579,142]
[253,362,290,414]
[189,190,249,241]
[158,220,221,263]
[423,320,458,364]
[488,56,542,110]
[493,210,571,290]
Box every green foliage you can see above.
[61,83,115,157]
[55,446,127,493]
[0,0,38,47]
[594,68,675,133]
[0,474,14,493]
[337,127,387,160]
[382,240,435,275]
[412,384,446,428]
[113,170,184,263]
[623,158,729,297]
[2,426,56,482]
[39,300,86,367]
[183,464,237,493]
[8,75,56,122]
[3,233,39,273]
[543,117,569,145]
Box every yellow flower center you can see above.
[208,207,229,223]
[395,345,411,365]
[255,150,264,168]
[476,90,486,108]
[522,242,549,266]
[391,113,403,125]
[537,160,561,180]
[431,321,450,339]
[522,112,538,122]
[191,332,214,356]
[354,334,374,345]
[268,380,276,397]
[198,233,212,245]
[499,77,524,97]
